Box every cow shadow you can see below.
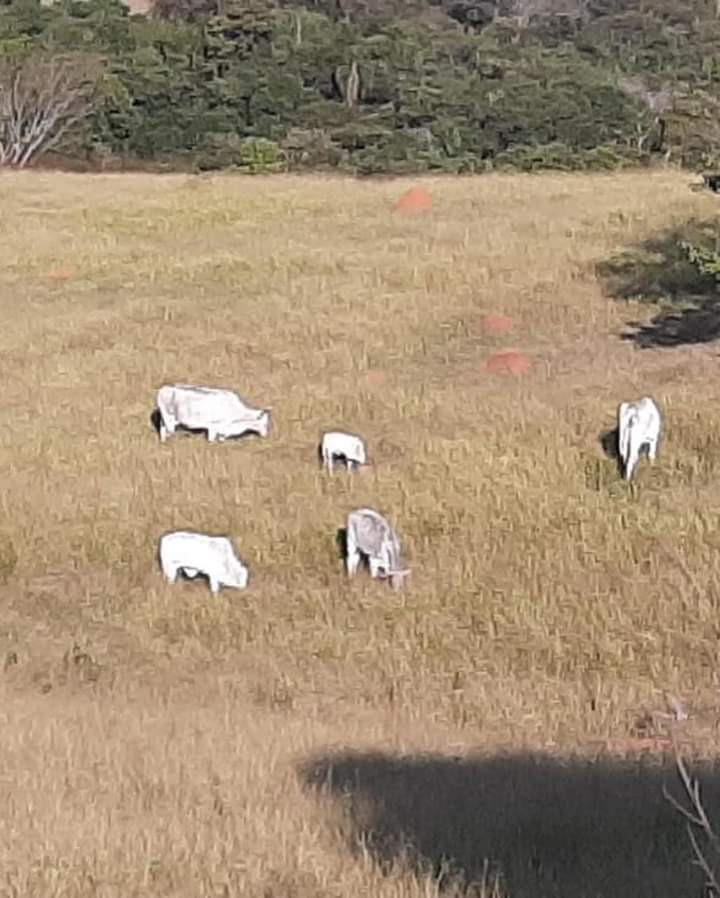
[598,426,625,476]
[599,426,619,459]
[595,219,720,348]
[335,527,348,560]
[298,748,720,898]
[150,408,163,436]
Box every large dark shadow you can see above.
[624,303,720,349]
[596,219,720,348]
[298,748,720,897]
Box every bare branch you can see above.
[617,75,674,115]
[664,747,720,897]
[0,53,103,168]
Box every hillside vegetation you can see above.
[3,0,720,172]
[2,169,720,895]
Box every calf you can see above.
[159,531,249,594]
[320,431,368,472]
[345,507,410,590]
[617,396,663,481]
[156,384,271,443]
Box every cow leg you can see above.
[160,416,175,442]
[625,443,639,481]
[346,533,361,577]
[208,576,221,595]
[347,549,362,576]
[206,427,218,443]
[163,561,180,583]
[647,437,658,462]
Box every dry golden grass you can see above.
[2,168,720,897]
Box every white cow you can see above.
[346,507,410,590]
[156,384,271,443]
[617,396,663,482]
[320,431,368,472]
[159,531,249,594]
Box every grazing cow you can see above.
[345,507,410,590]
[156,384,271,443]
[159,531,249,594]
[320,431,368,472]
[617,396,663,482]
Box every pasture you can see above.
[1,168,720,897]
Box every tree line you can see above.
[1,0,720,174]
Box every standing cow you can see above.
[345,507,410,590]
[156,384,271,443]
[319,431,368,472]
[617,396,663,482]
[159,531,249,594]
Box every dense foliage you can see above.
[685,233,720,281]
[2,0,720,173]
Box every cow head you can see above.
[255,409,272,437]
[230,561,249,589]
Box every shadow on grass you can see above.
[595,219,720,348]
[150,408,163,436]
[598,425,625,477]
[298,748,720,897]
[335,527,348,562]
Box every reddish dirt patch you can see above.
[483,313,515,335]
[48,267,74,281]
[395,186,433,214]
[486,350,530,376]
[364,369,387,388]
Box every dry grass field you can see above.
[2,168,720,897]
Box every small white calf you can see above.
[617,396,663,482]
[156,384,271,443]
[320,431,368,472]
[346,507,410,590]
[159,531,249,594]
